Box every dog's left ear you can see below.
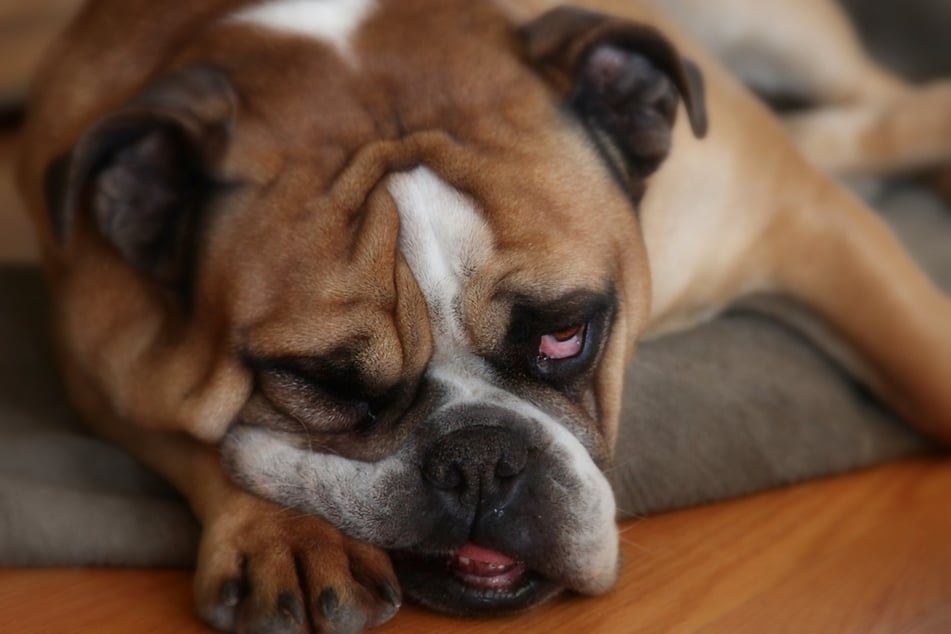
[520,6,707,182]
[44,66,235,289]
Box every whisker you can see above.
[618,535,655,556]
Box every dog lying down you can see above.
[16,0,951,631]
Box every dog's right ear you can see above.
[44,66,235,287]
[520,6,707,189]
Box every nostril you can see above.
[495,453,526,480]
[424,459,464,491]
[495,463,516,480]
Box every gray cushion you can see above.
[0,268,198,565]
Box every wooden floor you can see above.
[3,458,951,633]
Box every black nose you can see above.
[422,425,528,507]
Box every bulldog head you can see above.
[39,0,705,615]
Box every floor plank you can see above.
[3,458,951,633]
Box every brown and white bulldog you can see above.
[16,0,951,632]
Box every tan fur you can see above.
[16,0,951,631]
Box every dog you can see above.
[16,0,951,632]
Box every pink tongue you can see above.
[451,543,527,591]
[456,543,516,566]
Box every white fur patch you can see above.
[229,0,377,59]
[388,166,494,347]
[388,167,504,410]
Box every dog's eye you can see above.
[257,369,374,432]
[244,353,384,434]
[538,323,587,361]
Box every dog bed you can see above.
[1,181,946,566]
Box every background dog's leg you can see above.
[757,175,951,442]
[660,0,904,104]
[68,396,401,633]
[783,83,951,178]
[662,0,951,183]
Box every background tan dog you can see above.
[15,0,951,632]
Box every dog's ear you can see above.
[44,66,235,287]
[520,6,707,184]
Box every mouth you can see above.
[391,542,562,615]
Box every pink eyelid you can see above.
[538,324,586,360]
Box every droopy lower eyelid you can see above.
[539,323,587,361]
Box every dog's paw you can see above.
[194,492,401,634]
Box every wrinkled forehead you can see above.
[201,0,644,329]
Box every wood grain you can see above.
[3,458,951,633]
